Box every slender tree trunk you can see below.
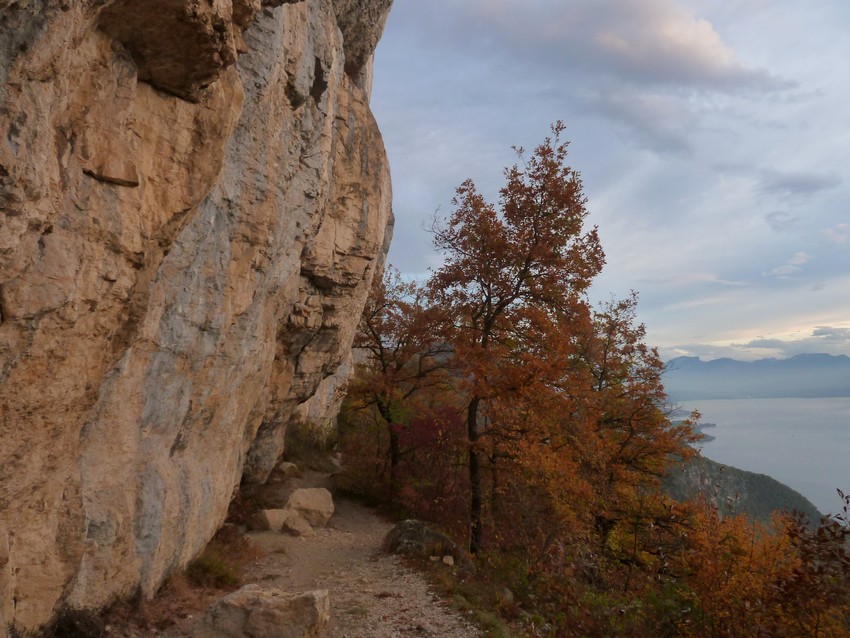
[388,424,400,500]
[376,396,400,501]
[468,396,483,555]
[490,457,500,525]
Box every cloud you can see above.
[663,342,786,362]
[581,90,696,153]
[788,252,810,266]
[823,223,850,245]
[756,169,841,197]
[375,0,850,364]
[576,0,774,89]
[765,252,810,278]
[739,337,791,350]
[731,326,850,358]
[764,211,800,232]
[811,326,850,339]
[383,0,795,160]
[647,272,748,287]
[452,0,792,92]
[665,325,850,362]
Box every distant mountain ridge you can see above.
[664,353,850,400]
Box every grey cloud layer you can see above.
[372,0,850,360]
[444,0,789,90]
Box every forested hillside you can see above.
[663,455,822,524]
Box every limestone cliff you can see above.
[0,0,394,632]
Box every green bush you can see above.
[186,549,239,589]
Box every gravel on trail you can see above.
[244,496,481,637]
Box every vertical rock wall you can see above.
[0,0,393,632]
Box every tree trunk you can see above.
[468,396,483,555]
[376,396,400,501]
[388,424,400,500]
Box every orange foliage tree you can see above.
[428,122,605,554]
[577,295,700,550]
[346,266,451,497]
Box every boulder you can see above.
[278,463,302,479]
[248,508,314,537]
[383,520,470,568]
[248,509,290,533]
[192,585,329,638]
[285,488,335,527]
[267,462,303,484]
[280,511,315,538]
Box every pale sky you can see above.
[371,0,850,361]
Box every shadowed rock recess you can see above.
[0,0,394,632]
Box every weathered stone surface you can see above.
[292,349,353,441]
[98,0,241,101]
[333,0,394,88]
[192,585,329,638]
[285,488,334,527]
[0,0,393,632]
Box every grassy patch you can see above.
[186,551,240,589]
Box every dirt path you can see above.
[243,494,480,637]
[106,469,481,637]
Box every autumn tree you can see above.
[578,294,699,548]
[428,122,605,554]
[492,293,698,592]
[347,266,450,495]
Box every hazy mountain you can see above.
[663,353,850,400]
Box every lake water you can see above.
[679,398,850,516]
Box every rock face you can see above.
[292,348,353,440]
[0,0,393,632]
